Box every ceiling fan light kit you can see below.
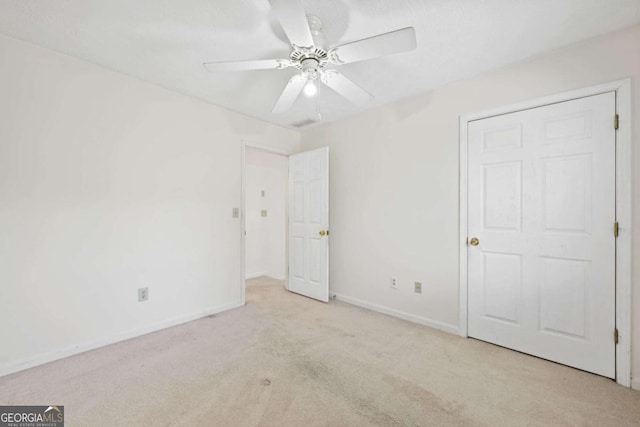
[203,0,417,118]
[303,79,318,97]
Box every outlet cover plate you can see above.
[138,287,149,302]
[414,282,422,294]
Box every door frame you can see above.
[458,79,632,387]
[240,141,291,306]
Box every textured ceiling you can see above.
[1,0,639,129]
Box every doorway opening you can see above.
[241,144,331,305]
[242,145,289,303]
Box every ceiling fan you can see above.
[203,0,417,115]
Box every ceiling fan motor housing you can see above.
[289,15,328,76]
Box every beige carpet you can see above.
[1,277,639,426]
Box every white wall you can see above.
[0,34,300,376]
[302,24,640,386]
[245,148,288,280]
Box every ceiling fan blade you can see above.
[272,74,307,113]
[328,27,417,65]
[203,59,291,73]
[321,70,372,105]
[269,0,314,47]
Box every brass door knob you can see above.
[469,237,479,246]
[319,230,326,236]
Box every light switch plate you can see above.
[261,210,267,217]
[414,282,422,294]
[232,208,239,218]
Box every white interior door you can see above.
[467,92,616,378]
[288,147,329,302]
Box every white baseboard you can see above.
[632,378,640,391]
[332,293,459,335]
[0,300,244,378]
[245,272,267,279]
[245,273,286,281]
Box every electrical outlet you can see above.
[138,287,149,302]
[261,210,268,217]
[232,207,239,218]
[261,190,265,197]
[414,282,422,294]
[391,277,398,289]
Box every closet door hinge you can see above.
[614,114,619,130]
[613,222,619,238]
[614,328,619,344]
